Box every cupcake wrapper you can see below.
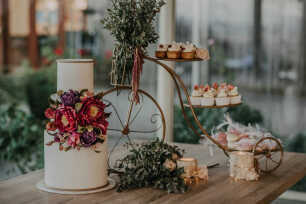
[201,97,215,106]
[216,97,230,106]
[190,97,201,106]
[230,95,242,104]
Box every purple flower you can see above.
[80,131,97,147]
[60,90,80,106]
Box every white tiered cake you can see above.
[44,59,108,190]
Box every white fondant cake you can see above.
[44,59,109,190]
[57,59,94,91]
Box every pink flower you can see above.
[67,132,80,148]
[46,122,57,131]
[45,108,55,119]
[55,105,77,133]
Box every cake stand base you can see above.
[36,178,116,195]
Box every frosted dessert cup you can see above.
[155,44,167,58]
[216,97,230,106]
[167,51,181,59]
[181,51,195,59]
[201,97,215,106]
[190,96,201,106]
[155,51,166,58]
[230,95,242,104]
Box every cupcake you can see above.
[195,48,210,60]
[190,85,202,106]
[199,84,205,96]
[215,83,229,106]
[201,84,215,106]
[167,42,181,59]
[181,42,196,59]
[155,44,167,58]
[228,84,242,104]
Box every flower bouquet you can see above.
[45,89,110,152]
[101,0,165,103]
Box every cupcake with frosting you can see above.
[201,84,215,106]
[167,42,181,59]
[215,83,229,106]
[155,44,168,58]
[228,84,242,104]
[181,42,196,59]
[199,84,205,96]
[190,85,202,105]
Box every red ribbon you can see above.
[132,47,144,104]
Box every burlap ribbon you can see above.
[132,47,144,104]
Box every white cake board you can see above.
[36,178,116,195]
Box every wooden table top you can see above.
[1,150,306,204]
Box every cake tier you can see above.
[57,59,94,92]
[44,131,108,190]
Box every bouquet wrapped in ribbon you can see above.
[101,0,165,103]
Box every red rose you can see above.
[93,118,109,135]
[55,105,77,133]
[45,108,55,119]
[46,122,57,131]
[78,97,106,126]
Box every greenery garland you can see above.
[115,139,188,193]
[101,0,165,85]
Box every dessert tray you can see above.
[183,103,242,109]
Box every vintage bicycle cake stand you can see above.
[102,55,284,174]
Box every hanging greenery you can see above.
[101,0,165,86]
[115,139,188,193]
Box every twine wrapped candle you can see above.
[229,151,259,181]
[177,158,208,185]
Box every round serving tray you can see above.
[36,178,116,195]
[184,103,242,109]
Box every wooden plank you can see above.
[0,151,306,204]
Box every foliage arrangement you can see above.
[101,0,165,86]
[116,139,188,193]
[45,89,110,152]
[0,104,44,173]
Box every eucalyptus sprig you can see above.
[101,0,165,85]
[115,139,188,193]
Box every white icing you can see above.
[182,43,196,52]
[192,89,202,97]
[57,59,94,92]
[168,43,181,52]
[203,89,214,98]
[44,131,108,189]
[229,87,239,96]
[217,88,228,98]
[157,44,167,52]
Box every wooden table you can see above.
[1,143,306,204]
